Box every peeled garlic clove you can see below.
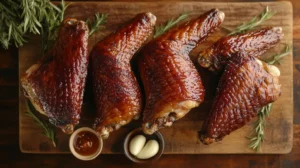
[266,64,281,77]
[129,135,146,156]
[255,59,281,77]
[136,140,159,159]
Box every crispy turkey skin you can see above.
[199,53,281,145]
[91,13,156,138]
[198,27,283,71]
[139,9,225,135]
[21,18,89,134]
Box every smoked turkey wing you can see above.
[199,54,281,145]
[91,13,156,138]
[21,18,89,134]
[139,9,225,135]
[198,27,283,71]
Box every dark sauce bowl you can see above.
[124,127,164,164]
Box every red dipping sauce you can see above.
[73,131,99,156]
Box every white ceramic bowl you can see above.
[69,127,103,161]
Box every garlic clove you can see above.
[266,64,281,77]
[129,135,146,156]
[136,140,159,159]
[255,59,281,77]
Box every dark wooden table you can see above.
[1,0,299,167]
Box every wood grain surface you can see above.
[1,0,300,167]
[19,1,293,154]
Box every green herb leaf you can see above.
[264,44,292,65]
[86,13,108,37]
[246,44,291,151]
[25,100,57,147]
[41,0,69,54]
[154,13,189,38]
[227,6,276,36]
[0,0,68,50]
[248,103,272,151]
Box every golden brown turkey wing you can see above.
[199,53,281,145]
[198,27,283,71]
[21,18,89,134]
[139,9,225,135]
[91,13,156,138]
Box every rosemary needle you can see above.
[266,44,292,65]
[154,13,189,38]
[227,6,276,36]
[0,0,67,49]
[25,100,57,147]
[41,0,69,53]
[86,13,108,37]
[248,103,272,151]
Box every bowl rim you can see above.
[69,127,103,161]
[123,127,164,164]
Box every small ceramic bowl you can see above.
[124,127,164,164]
[69,127,103,161]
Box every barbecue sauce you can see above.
[73,131,99,156]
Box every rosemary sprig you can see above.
[265,45,292,65]
[86,13,108,37]
[247,45,291,151]
[228,6,276,36]
[41,0,69,53]
[47,0,70,40]
[0,0,27,49]
[154,13,189,38]
[0,0,67,49]
[21,0,44,34]
[25,100,57,147]
[248,103,272,151]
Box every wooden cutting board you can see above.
[19,1,293,154]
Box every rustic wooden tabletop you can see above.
[0,0,299,167]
